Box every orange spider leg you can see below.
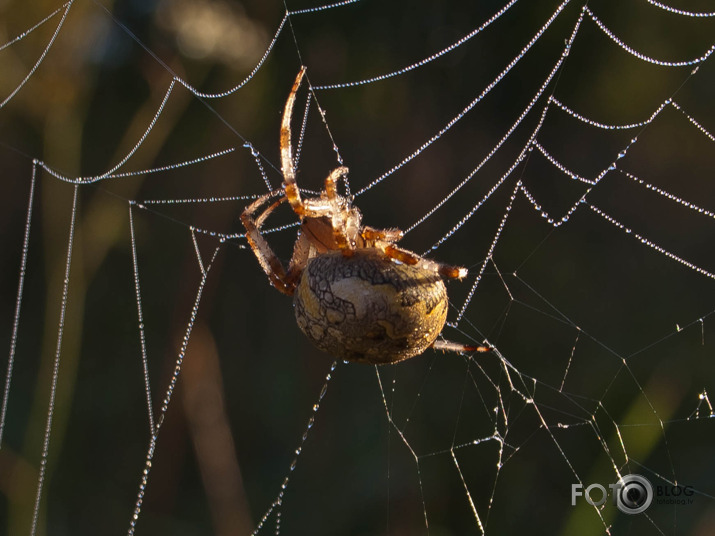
[323,166,347,201]
[255,197,286,228]
[361,226,403,244]
[384,244,468,280]
[383,244,419,265]
[284,231,311,289]
[241,191,301,296]
[281,67,307,217]
[323,166,352,251]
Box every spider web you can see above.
[1,0,714,534]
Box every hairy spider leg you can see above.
[255,196,285,228]
[323,166,344,201]
[240,191,309,296]
[383,244,468,280]
[281,66,308,217]
[241,192,289,292]
[279,67,354,252]
[323,166,352,250]
[361,226,404,245]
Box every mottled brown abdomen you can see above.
[293,250,449,364]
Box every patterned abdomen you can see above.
[293,250,449,364]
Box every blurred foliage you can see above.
[1,0,714,535]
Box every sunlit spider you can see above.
[241,67,490,364]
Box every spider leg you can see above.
[361,226,403,245]
[281,67,308,217]
[285,230,311,288]
[323,165,347,202]
[241,191,297,295]
[255,197,290,229]
[324,166,352,250]
[383,244,468,280]
[243,188,283,211]
[431,340,492,354]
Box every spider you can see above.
[240,67,490,364]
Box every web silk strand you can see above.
[30,184,80,536]
[0,163,38,447]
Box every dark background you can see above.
[1,0,714,534]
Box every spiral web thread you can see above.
[1,0,714,534]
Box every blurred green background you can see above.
[1,0,714,534]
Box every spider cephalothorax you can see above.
[241,67,488,364]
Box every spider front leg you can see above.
[281,67,308,217]
[240,192,309,296]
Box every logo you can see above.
[572,474,653,514]
[613,474,653,514]
[572,474,695,512]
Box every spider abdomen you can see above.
[293,250,449,364]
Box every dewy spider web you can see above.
[1,0,714,534]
